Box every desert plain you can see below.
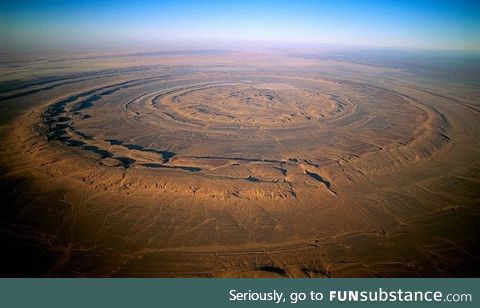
[0,49,479,277]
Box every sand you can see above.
[0,50,479,277]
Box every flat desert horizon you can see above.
[0,46,479,277]
[0,0,480,278]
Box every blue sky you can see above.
[1,0,479,51]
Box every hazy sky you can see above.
[1,0,479,51]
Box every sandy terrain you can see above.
[0,50,479,277]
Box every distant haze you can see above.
[1,0,479,52]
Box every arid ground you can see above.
[0,50,479,277]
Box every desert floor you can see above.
[0,50,479,277]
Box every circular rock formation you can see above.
[2,55,478,277]
[36,71,440,203]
